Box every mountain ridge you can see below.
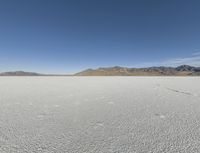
[0,71,68,76]
[75,65,200,76]
[0,71,41,76]
[0,65,200,76]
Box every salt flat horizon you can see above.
[0,77,200,152]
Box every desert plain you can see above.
[0,77,200,153]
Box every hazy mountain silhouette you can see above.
[0,71,42,76]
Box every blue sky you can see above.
[0,0,200,74]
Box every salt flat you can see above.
[0,77,200,153]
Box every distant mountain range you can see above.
[0,71,68,76]
[0,71,42,76]
[75,65,200,76]
[0,65,200,76]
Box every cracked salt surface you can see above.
[0,77,200,153]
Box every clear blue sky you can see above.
[0,0,200,74]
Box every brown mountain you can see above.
[75,65,200,76]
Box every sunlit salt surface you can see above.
[0,77,200,153]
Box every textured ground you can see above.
[0,77,200,153]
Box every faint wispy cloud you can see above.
[192,51,200,56]
[134,52,200,68]
[163,55,200,67]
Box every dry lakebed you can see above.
[0,77,200,153]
